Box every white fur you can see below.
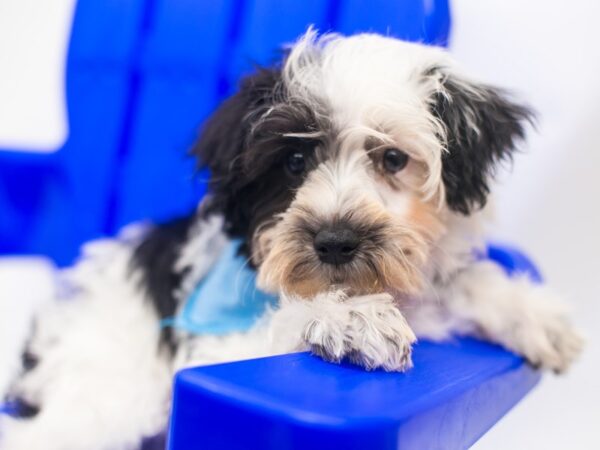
[0,217,248,450]
[408,261,584,373]
[174,214,228,302]
[273,290,416,371]
[294,150,387,220]
[0,236,171,450]
[284,31,451,202]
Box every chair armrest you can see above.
[166,245,542,450]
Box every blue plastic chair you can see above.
[0,1,542,449]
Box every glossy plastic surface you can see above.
[487,243,543,283]
[167,244,543,450]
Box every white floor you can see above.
[451,1,600,448]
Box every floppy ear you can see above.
[192,67,282,182]
[431,70,535,215]
[190,68,282,225]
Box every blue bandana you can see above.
[160,240,278,335]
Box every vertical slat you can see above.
[0,0,147,265]
[335,0,426,40]
[109,0,238,229]
[225,0,333,91]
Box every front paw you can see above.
[517,312,584,374]
[302,292,416,372]
[486,284,585,374]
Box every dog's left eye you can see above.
[383,148,409,173]
[286,151,306,175]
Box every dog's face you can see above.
[194,32,533,298]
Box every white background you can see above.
[0,0,74,151]
[451,1,600,449]
[0,0,598,447]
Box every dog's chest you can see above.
[163,240,277,335]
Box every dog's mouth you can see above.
[256,220,429,299]
[287,258,379,296]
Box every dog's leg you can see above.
[170,292,416,372]
[170,293,415,372]
[268,290,416,372]
[0,242,172,450]
[410,261,583,373]
[173,327,275,370]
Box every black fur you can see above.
[191,67,324,257]
[131,215,195,350]
[432,71,535,214]
[133,67,323,348]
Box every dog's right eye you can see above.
[286,151,306,175]
[383,148,409,173]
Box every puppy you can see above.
[0,31,583,450]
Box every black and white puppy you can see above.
[0,31,583,450]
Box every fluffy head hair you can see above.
[192,31,534,297]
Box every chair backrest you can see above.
[0,0,450,266]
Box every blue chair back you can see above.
[0,0,450,266]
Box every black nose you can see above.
[313,228,360,265]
